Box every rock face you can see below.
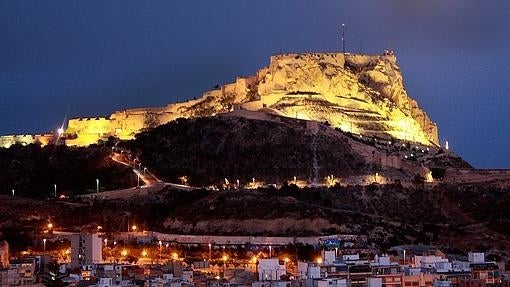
[63,51,439,146]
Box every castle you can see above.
[1,51,439,148]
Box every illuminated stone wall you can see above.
[0,134,55,148]
[65,117,111,146]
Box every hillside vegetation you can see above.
[0,144,136,198]
[130,116,367,185]
[1,183,510,260]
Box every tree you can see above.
[41,260,66,287]
[143,112,160,131]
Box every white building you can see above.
[468,252,485,263]
[321,251,336,264]
[258,259,286,281]
[367,277,383,287]
[414,255,449,269]
[71,233,102,268]
[297,262,320,279]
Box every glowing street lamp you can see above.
[143,167,147,175]
[11,189,14,197]
[43,238,47,253]
[131,225,137,232]
[47,223,53,230]
[208,243,212,260]
[54,184,57,198]
[96,179,99,194]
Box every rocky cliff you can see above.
[63,51,439,147]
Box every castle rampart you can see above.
[1,51,440,148]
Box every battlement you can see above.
[0,133,56,148]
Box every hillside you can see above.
[129,115,369,186]
[0,144,136,198]
[57,52,438,147]
[1,183,509,261]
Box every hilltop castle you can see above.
[1,51,438,148]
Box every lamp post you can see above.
[96,179,99,194]
[11,189,14,197]
[137,173,140,188]
[144,167,147,175]
[54,184,57,198]
[208,243,212,261]
[43,238,47,253]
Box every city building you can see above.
[258,259,286,281]
[370,255,402,287]
[0,268,8,287]
[70,233,103,268]
[0,241,8,268]
[7,257,37,286]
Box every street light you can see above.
[96,179,99,194]
[54,184,57,198]
[43,238,47,253]
[144,167,147,175]
[208,243,212,260]
[11,189,14,197]
[137,173,140,188]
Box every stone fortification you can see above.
[0,134,56,148]
[0,51,438,147]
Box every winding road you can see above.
[80,151,193,200]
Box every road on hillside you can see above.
[80,151,193,200]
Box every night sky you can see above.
[1,1,509,168]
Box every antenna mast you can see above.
[341,23,346,54]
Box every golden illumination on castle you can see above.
[1,51,438,148]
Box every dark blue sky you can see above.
[1,1,509,168]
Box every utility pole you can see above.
[341,23,346,54]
